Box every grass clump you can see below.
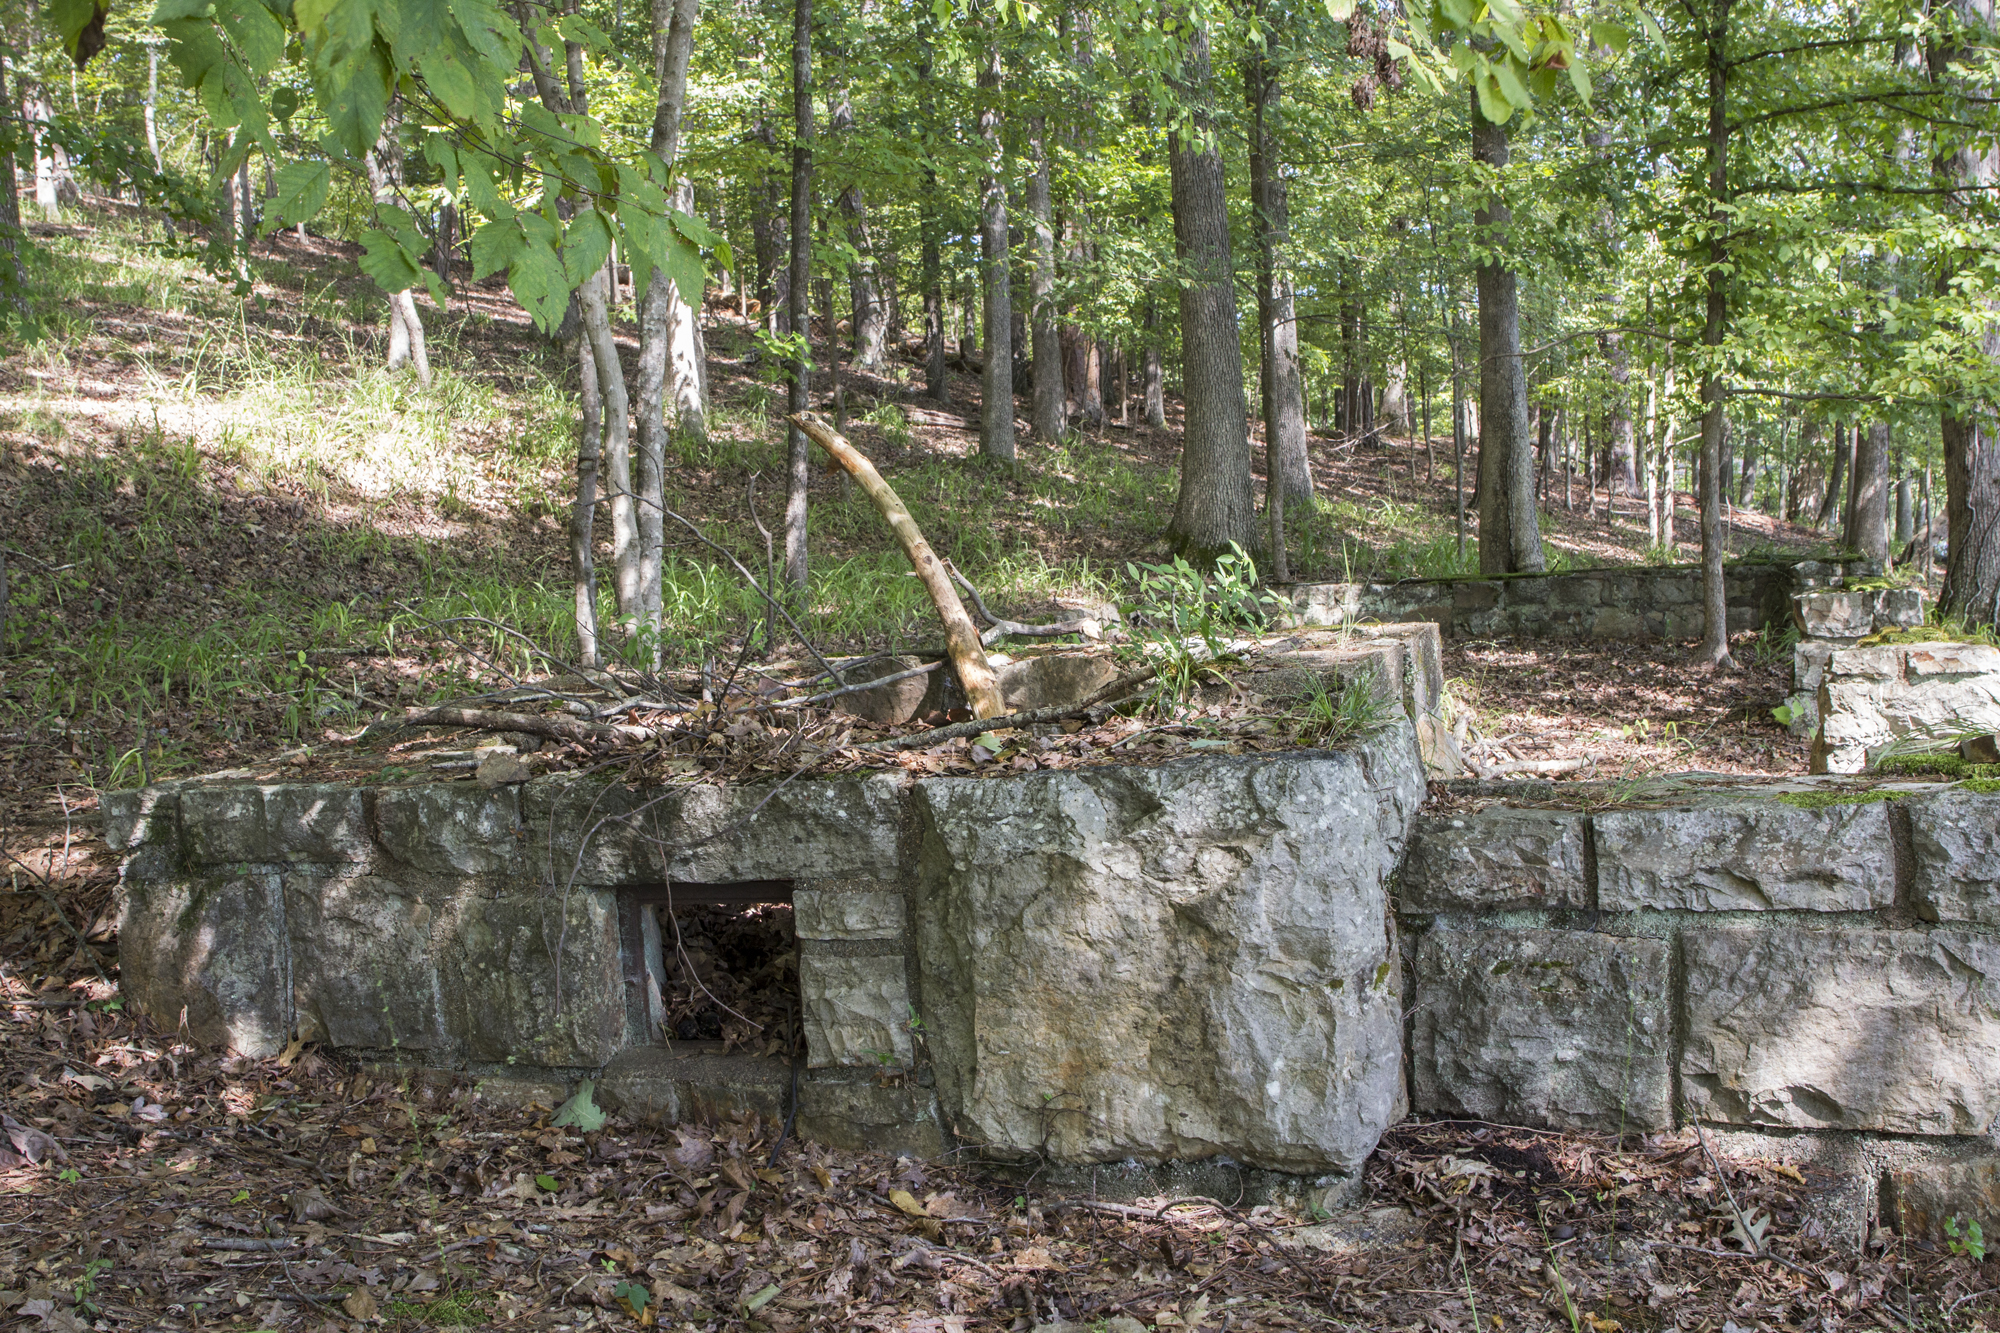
[1291,671,1397,748]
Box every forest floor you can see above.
[0,211,1944,1332]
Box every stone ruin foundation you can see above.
[100,591,2000,1244]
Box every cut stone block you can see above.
[829,655,932,725]
[1594,798,1894,911]
[667,773,909,884]
[102,787,178,852]
[1793,591,1876,640]
[798,1077,945,1157]
[285,872,449,1052]
[1884,1158,2000,1242]
[799,951,912,1069]
[1398,808,1588,912]
[1815,641,2000,774]
[1911,790,2000,925]
[119,872,290,1057]
[794,889,904,940]
[1683,928,2000,1134]
[597,1046,790,1124]
[261,785,371,864]
[1409,929,1671,1131]
[373,784,523,877]
[437,890,625,1069]
[913,736,1426,1173]
[521,779,669,886]
[180,785,266,865]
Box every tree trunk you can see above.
[1603,331,1637,494]
[1697,0,1736,667]
[1471,94,1544,574]
[1244,37,1311,505]
[833,75,885,372]
[1815,420,1846,529]
[1897,473,1915,546]
[1026,115,1064,441]
[1142,301,1166,428]
[1849,421,1892,560]
[784,0,814,591]
[1164,26,1255,563]
[365,120,432,387]
[917,28,948,405]
[571,286,603,668]
[976,32,1014,463]
[1931,0,2000,625]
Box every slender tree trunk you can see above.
[364,120,432,387]
[1603,331,1637,494]
[832,75,885,370]
[1164,26,1254,561]
[976,31,1014,462]
[1471,93,1543,574]
[917,28,947,405]
[784,0,814,591]
[1142,301,1166,428]
[1027,115,1064,440]
[572,288,603,668]
[1244,35,1311,505]
[1697,0,1736,667]
[1932,0,2000,624]
[1815,420,1845,529]
[1897,473,1915,546]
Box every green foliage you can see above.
[1122,543,1281,711]
[1947,1216,1987,1262]
[1774,789,1905,811]
[550,1080,607,1133]
[1291,672,1395,749]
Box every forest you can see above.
[2,0,2000,1328]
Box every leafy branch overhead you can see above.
[113,0,725,329]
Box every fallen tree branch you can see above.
[336,706,653,748]
[1468,756,1590,778]
[943,560,1102,647]
[770,660,945,710]
[855,667,1159,752]
[789,412,1006,719]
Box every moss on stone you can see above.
[1871,753,2000,781]
[1961,778,2000,795]
[1775,789,1903,810]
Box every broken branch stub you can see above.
[787,412,1006,719]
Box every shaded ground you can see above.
[1,985,1993,1333]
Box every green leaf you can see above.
[1564,55,1591,105]
[508,238,571,332]
[265,160,330,228]
[469,216,525,280]
[217,0,284,75]
[612,1282,649,1316]
[1589,19,1630,53]
[662,225,704,307]
[158,17,230,90]
[315,39,390,155]
[459,157,510,218]
[359,226,423,293]
[550,1079,608,1133]
[151,0,214,19]
[534,1173,559,1193]
[449,0,521,66]
[1323,0,1356,18]
[269,84,300,121]
[670,208,723,250]
[1492,53,1530,108]
[742,1284,780,1314]
[1475,72,1514,126]
[51,0,105,63]
[555,12,609,47]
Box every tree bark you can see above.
[1164,25,1255,563]
[571,287,603,668]
[976,31,1015,463]
[1142,301,1166,428]
[1697,0,1736,668]
[1026,115,1065,441]
[1471,93,1543,574]
[1931,0,2000,625]
[1244,35,1311,504]
[917,27,948,405]
[1603,331,1637,494]
[364,118,432,388]
[784,0,814,591]
[1849,422,1891,559]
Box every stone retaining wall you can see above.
[1289,558,1875,641]
[1400,782,2000,1239]
[105,721,1427,1180]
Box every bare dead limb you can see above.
[1468,757,1590,777]
[943,560,1102,647]
[769,660,945,710]
[855,667,1159,752]
[788,412,1006,719]
[337,706,653,747]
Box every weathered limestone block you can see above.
[1683,928,2000,1134]
[1285,581,1365,628]
[1884,1158,2000,1241]
[521,778,670,886]
[285,873,449,1052]
[794,889,904,940]
[261,785,371,864]
[913,736,1426,1174]
[1398,808,1588,912]
[830,655,931,725]
[998,654,1123,712]
[597,1046,790,1124]
[102,787,179,853]
[1815,642,2000,774]
[1910,790,2000,925]
[180,785,267,864]
[437,890,624,1068]
[667,774,908,884]
[1793,591,1876,640]
[373,784,523,877]
[119,872,290,1057]
[1594,799,1894,911]
[799,951,913,1068]
[1409,929,1671,1131]
[797,1077,945,1157]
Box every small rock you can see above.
[474,750,532,786]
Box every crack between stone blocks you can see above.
[1668,930,1687,1132]
[1887,798,1922,926]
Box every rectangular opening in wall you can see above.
[624,883,800,1058]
